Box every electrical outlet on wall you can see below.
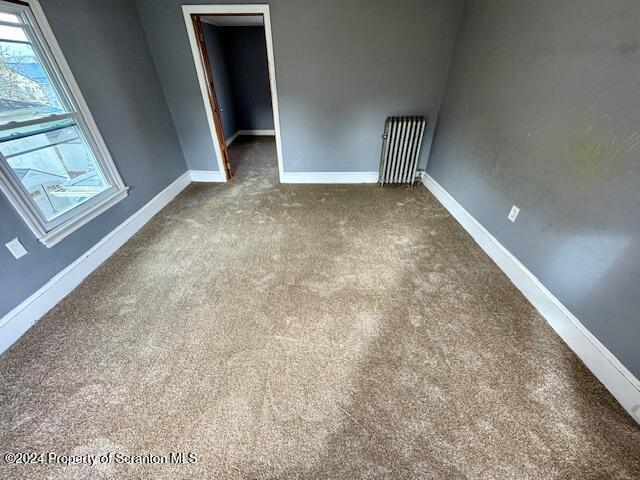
[5,238,28,259]
[508,205,520,222]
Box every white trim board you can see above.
[422,173,640,424]
[189,170,226,182]
[182,4,286,182]
[281,171,379,184]
[0,171,192,355]
[225,131,240,146]
[225,130,275,147]
[237,129,275,136]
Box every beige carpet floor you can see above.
[1,137,639,479]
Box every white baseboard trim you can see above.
[237,129,275,136]
[0,171,192,356]
[226,129,274,147]
[225,131,240,146]
[189,170,226,182]
[422,174,640,424]
[281,171,379,184]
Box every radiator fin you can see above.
[378,116,426,185]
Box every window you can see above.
[0,0,127,247]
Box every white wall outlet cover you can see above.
[6,238,28,259]
[508,205,520,222]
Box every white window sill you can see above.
[40,187,129,248]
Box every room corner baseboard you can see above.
[226,130,274,147]
[237,129,275,136]
[281,171,379,184]
[422,174,640,424]
[0,171,193,356]
[225,131,240,146]
[189,170,226,182]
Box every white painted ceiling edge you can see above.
[200,15,264,27]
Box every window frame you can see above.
[0,0,127,248]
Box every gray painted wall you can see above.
[427,0,640,376]
[202,24,273,140]
[222,26,274,132]
[136,0,464,172]
[202,24,238,141]
[0,0,187,319]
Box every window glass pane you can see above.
[0,116,74,141]
[0,27,68,123]
[0,121,111,221]
[0,24,27,41]
[0,13,22,24]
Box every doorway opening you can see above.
[183,5,284,182]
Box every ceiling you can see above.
[200,15,264,27]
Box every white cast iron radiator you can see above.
[378,116,426,185]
